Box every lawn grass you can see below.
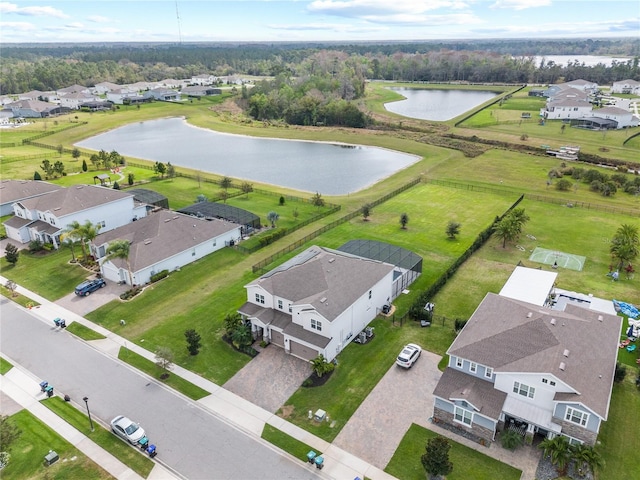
[0,357,13,375]
[1,409,114,480]
[261,424,320,461]
[66,321,107,341]
[0,249,91,301]
[117,347,210,401]
[385,423,522,480]
[0,284,41,308]
[42,396,154,478]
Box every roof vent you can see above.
[550,318,556,325]
[164,218,171,222]
[320,297,327,303]
[527,312,532,318]
[173,215,179,220]
[563,349,570,357]
[144,239,152,245]
[598,315,603,321]
[328,258,335,263]
[559,362,566,371]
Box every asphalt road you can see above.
[0,299,321,480]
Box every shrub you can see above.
[120,286,142,300]
[501,429,524,451]
[454,319,467,333]
[555,179,573,191]
[150,270,169,283]
[28,239,44,252]
[614,362,627,383]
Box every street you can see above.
[0,299,321,480]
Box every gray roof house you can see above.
[611,79,640,95]
[0,179,61,216]
[8,99,62,118]
[93,209,242,286]
[238,245,402,362]
[432,267,621,446]
[143,88,181,102]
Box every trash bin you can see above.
[146,444,157,458]
[306,450,316,464]
[314,456,324,469]
[45,386,54,398]
[44,450,59,466]
[39,381,48,392]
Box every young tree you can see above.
[362,203,372,221]
[310,354,335,378]
[241,181,253,198]
[610,223,639,271]
[4,280,17,297]
[41,159,54,179]
[90,154,100,170]
[310,192,325,207]
[220,176,232,190]
[400,212,409,229]
[279,196,285,206]
[267,211,279,228]
[231,324,252,349]
[53,160,65,177]
[82,159,88,172]
[72,148,81,160]
[128,172,135,186]
[166,162,176,179]
[539,436,572,476]
[421,436,453,480]
[33,171,42,181]
[224,313,242,336]
[185,329,202,356]
[154,161,167,178]
[105,240,133,285]
[113,181,120,190]
[154,347,174,378]
[196,194,208,203]
[446,221,461,239]
[5,243,19,265]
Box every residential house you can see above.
[59,92,100,110]
[562,79,599,94]
[159,79,187,89]
[540,97,593,120]
[92,81,122,94]
[106,88,144,105]
[611,79,640,95]
[0,180,61,216]
[4,184,147,248]
[18,90,59,102]
[143,88,181,102]
[79,100,114,112]
[190,74,217,86]
[127,81,158,92]
[239,245,406,362]
[57,84,92,96]
[586,106,639,129]
[432,266,620,446]
[93,209,241,286]
[7,99,62,118]
[181,86,222,97]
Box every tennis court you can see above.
[529,247,586,271]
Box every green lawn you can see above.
[117,348,210,400]
[0,284,41,308]
[385,423,522,480]
[0,249,91,301]
[66,322,107,341]
[0,357,14,375]
[42,396,154,478]
[1,409,114,480]
[261,424,320,461]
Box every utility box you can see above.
[44,450,59,466]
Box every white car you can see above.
[110,415,146,444]
[396,343,422,368]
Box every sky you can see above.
[0,0,639,44]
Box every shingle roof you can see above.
[18,184,133,218]
[95,209,239,273]
[433,368,507,420]
[0,180,60,205]
[448,293,621,419]
[592,106,631,116]
[247,246,395,321]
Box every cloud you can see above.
[47,22,85,31]
[490,0,551,10]
[269,22,387,33]
[0,20,37,31]
[0,2,68,18]
[87,15,111,23]
[308,0,470,18]
[361,13,482,26]
[472,17,640,37]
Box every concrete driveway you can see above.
[56,277,129,316]
[223,345,312,413]
[333,349,442,469]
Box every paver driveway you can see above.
[56,277,128,316]
[223,345,312,413]
[333,349,442,469]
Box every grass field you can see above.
[261,424,320,462]
[385,423,522,480]
[1,409,114,480]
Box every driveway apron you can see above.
[223,345,312,413]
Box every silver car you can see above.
[396,343,422,368]
[110,415,146,444]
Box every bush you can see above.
[501,429,524,451]
[454,319,467,333]
[150,270,169,283]
[555,179,573,191]
[120,286,142,300]
[28,239,44,252]
[614,362,627,383]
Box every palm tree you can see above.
[610,223,639,270]
[571,443,604,475]
[105,240,133,285]
[61,221,82,262]
[539,436,572,476]
[80,220,101,261]
[267,211,279,228]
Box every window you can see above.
[454,406,473,426]
[485,367,493,379]
[288,304,292,313]
[513,381,535,399]
[277,300,283,310]
[565,407,588,427]
[550,380,556,386]
[542,378,556,386]
[542,378,548,384]
[311,319,322,331]
[456,357,463,368]
[368,290,372,299]
[255,293,264,304]
[470,362,477,373]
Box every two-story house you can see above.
[611,79,640,95]
[432,266,620,446]
[238,245,402,362]
[0,180,61,216]
[4,184,147,248]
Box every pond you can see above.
[532,55,632,67]
[384,88,500,121]
[75,117,419,195]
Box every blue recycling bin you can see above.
[306,450,316,464]
[314,456,324,469]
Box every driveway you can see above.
[223,345,312,413]
[333,349,442,469]
[56,276,129,316]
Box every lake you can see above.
[384,88,499,121]
[75,117,419,195]
[532,55,632,67]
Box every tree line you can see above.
[1,39,638,95]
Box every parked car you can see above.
[110,415,146,444]
[74,278,106,296]
[396,343,422,368]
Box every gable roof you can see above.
[247,245,395,321]
[18,184,133,217]
[8,99,60,113]
[448,293,621,419]
[592,106,631,116]
[95,209,239,273]
[0,179,61,205]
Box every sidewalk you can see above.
[0,276,395,480]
